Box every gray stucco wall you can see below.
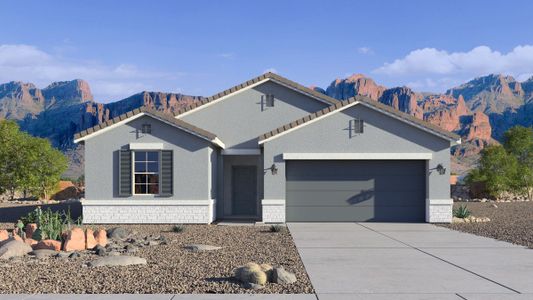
[262,104,451,202]
[84,115,213,200]
[180,81,329,149]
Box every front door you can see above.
[231,166,257,216]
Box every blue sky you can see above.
[1,0,532,102]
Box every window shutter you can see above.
[160,150,173,196]
[119,149,132,196]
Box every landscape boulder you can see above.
[107,227,130,240]
[94,245,107,256]
[30,249,58,259]
[94,229,108,247]
[63,228,86,251]
[0,230,9,242]
[234,262,267,285]
[88,255,147,267]
[183,244,222,252]
[23,238,38,247]
[25,223,37,239]
[34,239,62,251]
[0,240,32,259]
[272,267,297,284]
[12,234,23,242]
[86,229,97,249]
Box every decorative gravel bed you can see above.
[0,223,313,294]
[439,201,533,249]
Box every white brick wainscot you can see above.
[427,199,453,223]
[82,199,216,224]
[262,199,286,223]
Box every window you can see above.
[134,151,159,194]
[141,124,151,134]
[352,118,364,134]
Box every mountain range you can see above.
[0,74,531,178]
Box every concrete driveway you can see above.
[288,223,533,300]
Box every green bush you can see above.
[172,224,186,233]
[269,224,285,232]
[453,205,471,219]
[466,126,532,199]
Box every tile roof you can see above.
[73,106,220,144]
[173,72,341,116]
[258,95,461,143]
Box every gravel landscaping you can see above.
[440,201,533,249]
[0,204,313,294]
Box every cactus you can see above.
[15,220,25,238]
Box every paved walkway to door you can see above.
[288,222,533,300]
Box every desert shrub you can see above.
[453,204,471,219]
[172,224,186,233]
[20,207,81,241]
[466,126,532,199]
[269,224,285,232]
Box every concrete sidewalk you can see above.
[289,222,533,300]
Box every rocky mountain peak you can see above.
[326,74,386,101]
[42,79,94,107]
[446,74,525,113]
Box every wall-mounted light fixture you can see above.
[269,163,278,175]
[436,164,446,175]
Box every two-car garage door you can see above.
[286,160,426,222]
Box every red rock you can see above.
[25,223,37,239]
[24,238,38,247]
[94,229,107,247]
[13,234,23,242]
[326,74,386,101]
[86,229,97,249]
[0,230,8,242]
[63,228,86,251]
[34,239,62,251]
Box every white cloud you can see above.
[0,44,183,101]
[358,47,374,55]
[263,68,278,74]
[375,45,533,77]
[373,45,533,92]
[217,52,235,60]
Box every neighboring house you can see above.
[74,73,460,224]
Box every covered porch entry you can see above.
[217,150,263,221]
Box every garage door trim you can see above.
[282,152,433,160]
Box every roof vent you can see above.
[141,124,152,134]
[350,119,364,135]
[261,94,275,111]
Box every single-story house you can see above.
[74,73,460,224]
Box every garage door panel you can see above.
[287,176,424,191]
[286,206,425,222]
[286,160,426,222]
[287,160,425,179]
[286,190,425,207]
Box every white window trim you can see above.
[132,150,161,196]
[129,143,164,150]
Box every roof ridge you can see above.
[258,98,359,143]
[173,72,340,116]
[258,95,460,143]
[73,106,222,145]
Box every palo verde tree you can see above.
[0,120,68,200]
[504,126,533,199]
[466,126,533,199]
